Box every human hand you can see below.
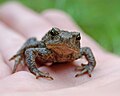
[0,2,120,96]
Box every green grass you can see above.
[1,0,120,55]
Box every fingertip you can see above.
[0,1,24,23]
[0,1,52,38]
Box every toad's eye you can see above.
[50,27,59,36]
[76,34,81,40]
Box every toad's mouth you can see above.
[46,44,79,55]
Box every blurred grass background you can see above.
[0,0,120,55]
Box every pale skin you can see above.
[0,2,120,96]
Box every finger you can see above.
[0,21,25,69]
[0,2,52,39]
[42,9,80,31]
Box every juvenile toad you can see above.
[10,27,96,80]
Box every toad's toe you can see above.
[75,64,94,77]
[35,71,54,80]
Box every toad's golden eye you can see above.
[50,28,59,36]
[76,34,81,40]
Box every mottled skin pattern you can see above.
[10,27,96,80]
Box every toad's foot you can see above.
[9,54,24,73]
[35,71,54,80]
[75,63,94,77]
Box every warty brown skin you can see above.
[9,27,96,80]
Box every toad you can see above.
[10,27,96,80]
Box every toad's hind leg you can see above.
[75,47,96,77]
[9,37,38,61]
[25,48,53,80]
[12,55,23,73]
[9,37,39,73]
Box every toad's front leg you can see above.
[25,48,54,80]
[75,47,96,77]
[9,37,40,73]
